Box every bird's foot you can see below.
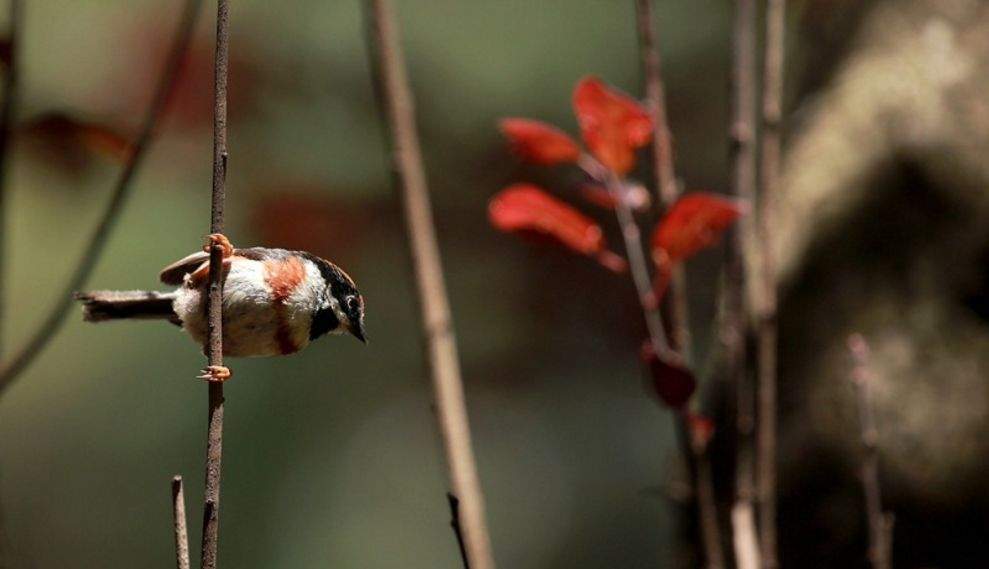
[203,233,234,258]
[197,365,232,383]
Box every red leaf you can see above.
[651,193,744,265]
[499,118,581,165]
[489,184,627,273]
[641,341,696,409]
[573,76,652,175]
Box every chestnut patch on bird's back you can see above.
[264,256,306,354]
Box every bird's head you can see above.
[306,254,367,344]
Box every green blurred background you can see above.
[0,0,760,566]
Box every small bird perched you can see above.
[76,234,366,382]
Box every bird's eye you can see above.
[347,296,359,311]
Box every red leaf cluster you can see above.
[499,118,580,166]
[641,341,696,409]
[489,184,627,273]
[573,76,653,175]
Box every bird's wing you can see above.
[159,251,209,285]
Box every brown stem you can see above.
[693,438,726,569]
[727,0,760,567]
[757,0,786,567]
[605,171,671,360]
[0,0,202,395]
[848,335,894,569]
[200,1,229,568]
[605,171,723,569]
[172,475,191,569]
[633,0,689,357]
[363,2,495,567]
[634,3,725,567]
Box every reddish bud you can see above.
[489,183,627,273]
[573,76,652,175]
[686,412,716,451]
[499,118,581,165]
[651,193,744,265]
[641,341,696,409]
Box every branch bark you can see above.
[634,3,724,567]
[172,475,191,569]
[0,0,202,395]
[757,1,786,567]
[848,335,893,569]
[727,0,760,568]
[363,2,495,568]
[200,1,229,568]
[634,0,689,356]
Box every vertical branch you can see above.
[633,0,689,356]
[727,0,760,568]
[634,3,724,567]
[200,1,229,568]
[172,475,191,569]
[0,0,22,357]
[757,0,786,567]
[363,2,496,568]
[604,172,723,569]
[0,0,202,395]
[848,335,894,569]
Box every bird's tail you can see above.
[75,290,179,323]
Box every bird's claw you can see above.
[198,365,232,383]
[204,233,234,258]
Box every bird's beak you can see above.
[349,320,368,344]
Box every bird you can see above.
[76,234,366,382]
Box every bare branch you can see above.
[363,2,495,567]
[757,1,786,567]
[0,0,202,395]
[172,475,191,569]
[200,0,230,568]
[633,0,690,356]
[726,0,760,567]
[634,3,724,567]
[848,335,894,569]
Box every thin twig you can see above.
[633,0,689,357]
[200,1,229,568]
[172,475,191,569]
[604,169,723,568]
[727,0,760,567]
[447,492,471,569]
[0,0,202,395]
[848,335,894,569]
[605,171,670,359]
[634,3,724,567]
[363,2,495,568]
[0,0,22,357]
[757,0,786,567]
